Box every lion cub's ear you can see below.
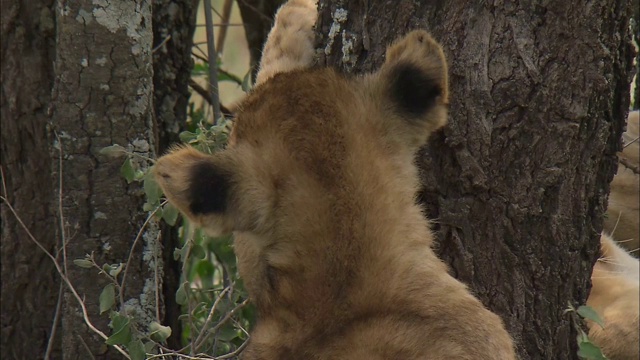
[154,147,235,235]
[371,30,449,148]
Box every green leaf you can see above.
[577,305,606,329]
[241,70,252,93]
[143,341,157,354]
[133,169,145,181]
[218,69,243,84]
[179,131,198,143]
[106,313,131,345]
[99,144,127,158]
[127,339,146,360]
[175,282,187,305]
[148,321,172,343]
[143,170,162,205]
[73,258,93,269]
[99,284,116,314]
[120,158,136,184]
[108,263,124,278]
[195,260,216,289]
[142,202,156,212]
[162,202,179,226]
[217,323,240,341]
[577,340,608,360]
[192,62,209,76]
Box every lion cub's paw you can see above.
[255,0,318,85]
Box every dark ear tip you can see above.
[389,62,442,117]
[188,160,230,215]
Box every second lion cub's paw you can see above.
[255,0,318,85]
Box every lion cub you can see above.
[587,233,639,360]
[155,0,515,358]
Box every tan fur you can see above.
[604,111,639,256]
[587,233,639,360]
[155,1,515,358]
[254,0,318,86]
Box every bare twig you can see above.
[78,335,98,360]
[623,136,639,148]
[146,352,217,359]
[45,134,68,359]
[44,282,64,360]
[55,133,68,276]
[236,0,275,22]
[193,287,231,351]
[153,34,172,53]
[214,337,250,360]
[120,200,166,312]
[203,0,223,122]
[208,299,250,338]
[193,44,210,61]
[216,0,234,53]
[195,23,244,27]
[0,171,130,359]
[188,79,233,116]
[619,157,640,174]
[154,230,162,322]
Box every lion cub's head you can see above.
[154,31,448,244]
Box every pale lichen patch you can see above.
[95,56,108,66]
[324,8,348,56]
[341,31,358,69]
[76,8,93,24]
[92,0,143,39]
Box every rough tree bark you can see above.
[0,1,60,359]
[317,1,633,359]
[50,1,161,358]
[152,0,199,348]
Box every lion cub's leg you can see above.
[255,0,318,85]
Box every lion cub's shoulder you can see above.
[587,233,639,360]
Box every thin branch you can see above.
[44,282,64,360]
[192,51,209,63]
[216,0,234,54]
[214,337,250,360]
[193,287,231,352]
[153,34,172,53]
[207,299,250,338]
[55,133,68,276]
[195,23,244,27]
[236,0,275,22]
[619,157,640,174]
[188,79,233,116]
[120,200,166,310]
[203,0,223,122]
[0,178,130,359]
[78,335,98,360]
[154,230,162,322]
[193,44,210,61]
[623,136,639,148]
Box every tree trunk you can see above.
[317,1,633,358]
[50,1,160,358]
[0,1,60,359]
[152,0,199,348]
